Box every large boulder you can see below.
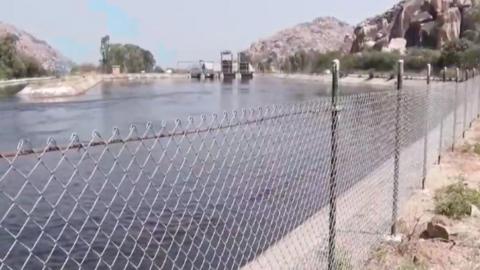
[383,38,408,54]
[436,7,462,48]
[351,0,473,53]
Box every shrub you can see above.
[311,51,342,73]
[398,259,428,270]
[404,48,441,71]
[70,63,99,74]
[474,144,480,155]
[437,39,473,68]
[460,46,480,69]
[0,34,46,79]
[434,181,480,219]
[350,51,400,71]
[335,249,353,270]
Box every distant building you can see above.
[112,65,121,75]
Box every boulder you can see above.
[436,7,462,48]
[471,204,480,218]
[351,0,472,53]
[420,217,451,240]
[383,38,407,54]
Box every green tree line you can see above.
[100,35,156,74]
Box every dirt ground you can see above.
[365,121,480,270]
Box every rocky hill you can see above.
[0,22,70,73]
[351,0,476,53]
[246,17,354,69]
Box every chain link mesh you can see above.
[0,77,479,270]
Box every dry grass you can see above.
[434,180,480,219]
[365,120,480,270]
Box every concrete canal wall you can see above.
[0,73,189,98]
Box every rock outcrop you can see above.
[351,0,474,53]
[245,17,353,69]
[0,21,71,73]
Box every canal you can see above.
[0,76,387,151]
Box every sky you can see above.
[0,0,399,67]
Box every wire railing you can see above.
[0,62,479,270]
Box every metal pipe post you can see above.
[477,68,480,118]
[438,67,447,164]
[463,70,468,138]
[422,64,431,189]
[328,59,340,270]
[453,68,459,151]
[470,69,474,129]
[392,60,403,235]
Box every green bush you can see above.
[437,39,474,68]
[350,51,400,71]
[473,143,480,155]
[0,34,46,79]
[434,181,480,219]
[404,48,441,71]
[104,42,156,73]
[311,51,342,73]
[70,63,99,74]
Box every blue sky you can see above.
[0,0,399,67]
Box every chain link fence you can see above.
[0,65,479,270]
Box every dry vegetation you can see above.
[365,122,480,270]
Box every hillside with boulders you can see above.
[351,0,477,53]
[246,0,480,73]
[245,17,354,71]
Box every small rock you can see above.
[394,219,409,235]
[384,234,403,243]
[471,204,480,218]
[420,221,450,240]
[385,38,407,55]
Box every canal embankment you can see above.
[0,73,190,98]
[17,75,102,98]
[270,71,450,87]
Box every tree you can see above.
[105,43,156,73]
[143,50,155,72]
[0,34,46,79]
[100,35,110,73]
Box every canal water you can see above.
[0,76,387,151]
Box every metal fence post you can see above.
[438,67,447,164]
[422,64,431,189]
[392,59,403,235]
[477,68,480,118]
[463,70,468,138]
[470,68,473,126]
[453,68,459,151]
[328,59,340,270]
[470,69,474,128]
